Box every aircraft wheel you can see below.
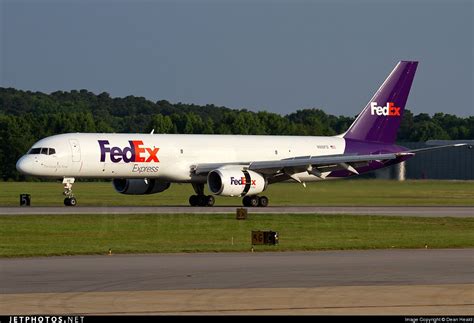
[249,196,259,207]
[64,197,77,206]
[258,196,269,207]
[242,196,251,207]
[189,195,198,206]
[197,195,207,206]
[69,197,77,206]
[206,195,215,207]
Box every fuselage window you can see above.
[48,148,56,155]
[29,148,41,154]
[40,148,48,155]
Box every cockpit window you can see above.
[28,147,56,155]
[28,148,41,154]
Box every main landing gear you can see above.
[189,183,215,207]
[63,177,77,206]
[242,195,269,207]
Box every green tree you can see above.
[148,114,173,134]
[0,86,472,181]
[409,121,450,141]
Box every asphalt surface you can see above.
[1,249,473,294]
[0,206,473,217]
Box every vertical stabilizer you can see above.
[343,61,418,144]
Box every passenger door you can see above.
[69,139,81,162]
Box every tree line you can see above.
[0,87,472,180]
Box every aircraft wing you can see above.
[193,143,469,183]
[193,152,411,182]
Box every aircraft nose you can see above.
[16,156,35,175]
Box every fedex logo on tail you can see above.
[99,140,159,163]
[231,177,256,186]
[370,102,401,117]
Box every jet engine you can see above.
[113,178,171,195]
[207,167,266,197]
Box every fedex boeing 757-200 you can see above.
[16,61,468,207]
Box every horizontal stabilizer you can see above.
[405,143,470,154]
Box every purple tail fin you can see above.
[343,61,418,144]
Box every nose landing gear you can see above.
[63,177,77,206]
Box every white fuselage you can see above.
[17,133,345,183]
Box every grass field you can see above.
[0,180,473,206]
[1,180,472,257]
[0,213,472,257]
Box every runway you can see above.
[0,205,473,217]
[2,249,473,293]
[1,249,473,314]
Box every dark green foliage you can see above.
[0,87,472,180]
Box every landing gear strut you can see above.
[63,177,77,206]
[189,183,215,207]
[243,195,269,207]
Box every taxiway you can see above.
[0,206,472,217]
